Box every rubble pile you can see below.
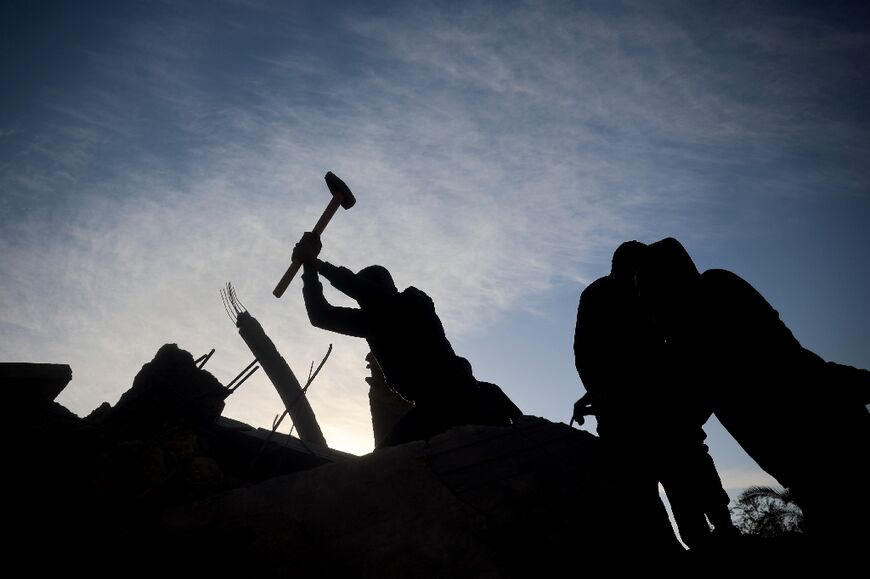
[4,345,687,575]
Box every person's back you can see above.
[688,269,806,477]
[690,268,870,537]
[363,285,470,407]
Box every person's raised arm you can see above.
[293,234,369,337]
[295,231,392,304]
[317,261,392,304]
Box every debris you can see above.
[221,283,327,446]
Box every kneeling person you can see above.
[292,232,511,444]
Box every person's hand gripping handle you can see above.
[273,172,356,298]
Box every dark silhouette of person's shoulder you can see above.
[401,286,434,305]
[398,287,441,325]
[698,268,746,289]
[578,276,617,313]
[582,275,613,296]
[698,269,769,310]
[699,268,800,349]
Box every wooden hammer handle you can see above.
[273,260,302,298]
[273,196,342,298]
[311,196,341,236]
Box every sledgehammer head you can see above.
[325,171,356,209]
[272,171,356,299]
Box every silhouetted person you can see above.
[638,237,870,544]
[574,241,735,549]
[293,232,496,445]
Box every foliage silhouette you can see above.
[731,486,805,538]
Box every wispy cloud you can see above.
[2,0,868,454]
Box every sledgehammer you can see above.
[273,171,356,298]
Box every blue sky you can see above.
[2,0,868,493]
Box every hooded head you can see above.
[637,237,700,334]
[355,265,398,306]
[357,265,396,289]
[610,240,648,292]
